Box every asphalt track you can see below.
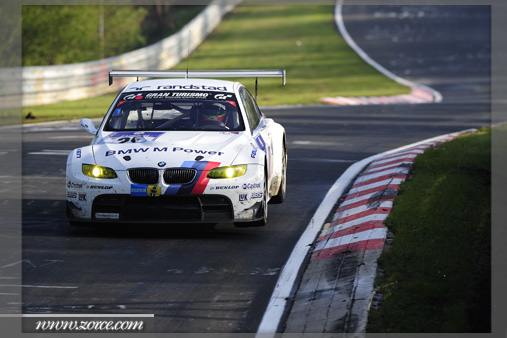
[13,5,491,334]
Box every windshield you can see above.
[104,91,244,132]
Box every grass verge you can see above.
[20,5,409,124]
[367,127,491,333]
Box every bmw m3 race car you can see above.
[66,70,287,227]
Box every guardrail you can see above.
[0,0,239,109]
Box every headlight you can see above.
[82,164,117,179]
[207,164,247,179]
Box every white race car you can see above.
[66,70,287,227]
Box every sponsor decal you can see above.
[95,212,120,220]
[251,149,257,159]
[131,184,146,196]
[78,193,87,201]
[239,194,248,202]
[67,181,83,190]
[67,191,77,199]
[87,185,114,190]
[172,147,224,156]
[251,192,263,199]
[243,183,262,190]
[131,184,161,197]
[106,148,148,157]
[76,149,81,158]
[155,85,228,91]
[105,146,224,157]
[146,92,210,99]
[147,185,162,197]
[211,185,239,191]
[127,86,151,91]
[214,94,233,100]
[123,93,144,100]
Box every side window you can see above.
[241,88,262,131]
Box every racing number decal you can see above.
[254,134,266,151]
[254,133,273,176]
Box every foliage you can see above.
[22,5,147,66]
[0,3,21,67]
[21,5,205,66]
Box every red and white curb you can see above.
[306,130,475,335]
[321,0,443,106]
[311,142,438,262]
[257,129,476,336]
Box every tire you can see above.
[270,145,286,204]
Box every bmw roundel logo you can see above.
[157,162,167,167]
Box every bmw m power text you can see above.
[66,70,287,227]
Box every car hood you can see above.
[92,131,249,170]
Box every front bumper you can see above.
[66,163,265,224]
[68,194,251,223]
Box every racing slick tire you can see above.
[270,144,286,204]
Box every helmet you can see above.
[202,102,227,122]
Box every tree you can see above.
[22,5,147,66]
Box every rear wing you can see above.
[108,69,286,99]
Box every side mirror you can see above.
[80,118,98,135]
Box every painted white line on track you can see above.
[1,285,77,289]
[28,150,71,156]
[333,0,442,103]
[0,314,155,318]
[292,140,347,146]
[290,157,356,163]
[49,136,93,139]
[256,153,385,335]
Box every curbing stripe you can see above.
[319,214,389,241]
[326,220,386,241]
[311,238,386,261]
[259,129,476,335]
[347,178,405,195]
[303,129,476,334]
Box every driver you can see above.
[201,102,228,124]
